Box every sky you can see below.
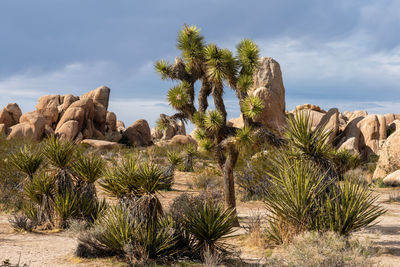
[1,0,400,128]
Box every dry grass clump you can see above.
[189,168,223,190]
[267,231,379,267]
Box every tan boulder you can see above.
[338,137,358,154]
[0,103,22,128]
[382,170,400,186]
[384,113,396,126]
[59,94,79,113]
[116,120,125,129]
[347,110,368,122]
[93,103,107,133]
[36,95,60,127]
[6,122,34,140]
[19,111,46,140]
[296,104,325,113]
[81,139,120,150]
[358,115,381,157]
[227,115,244,128]
[249,57,286,134]
[56,98,95,134]
[316,108,339,143]
[81,85,110,109]
[336,116,365,153]
[56,120,79,140]
[170,135,197,146]
[106,112,117,132]
[373,129,400,179]
[122,119,152,146]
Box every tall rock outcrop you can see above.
[249,57,286,134]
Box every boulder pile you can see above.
[0,86,152,147]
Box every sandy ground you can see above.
[1,172,400,266]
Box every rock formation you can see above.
[249,57,286,133]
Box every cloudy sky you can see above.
[1,0,400,127]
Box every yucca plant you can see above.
[155,25,280,219]
[318,178,386,236]
[183,200,236,254]
[42,135,75,195]
[72,153,105,198]
[285,111,338,183]
[77,204,137,256]
[262,152,385,244]
[99,155,139,203]
[160,151,183,190]
[183,144,197,172]
[24,172,56,226]
[9,145,44,181]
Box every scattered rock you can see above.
[80,139,120,150]
[170,135,197,146]
[382,169,400,186]
[295,104,326,113]
[0,103,22,128]
[317,108,339,143]
[122,119,152,146]
[373,129,400,180]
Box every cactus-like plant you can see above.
[155,25,280,222]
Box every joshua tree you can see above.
[155,25,280,220]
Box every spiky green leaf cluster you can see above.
[236,39,260,73]
[72,154,104,184]
[192,112,206,127]
[167,151,183,166]
[167,83,189,109]
[204,110,224,132]
[237,74,253,92]
[10,145,43,178]
[177,25,205,64]
[199,138,214,153]
[194,128,207,141]
[155,118,168,131]
[183,200,236,252]
[43,135,75,169]
[235,126,254,147]
[241,95,264,119]
[154,60,173,80]
[204,44,237,83]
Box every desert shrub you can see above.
[77,204,176,264]
[8,214,36,232]
[263,156,385,244]
[267,231,378,267]
[0,136,36,211]
[159,151,183,190]
[169,192,233,260]
[236,151,274,201]
[182,144,197,172]
[191,168,222,190]
[9,145,44,180]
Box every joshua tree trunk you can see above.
[223,147,239,226]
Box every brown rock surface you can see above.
[170,135,197,146]
[55,120,79,140]
[81,139,120,150]
[373,129,400,180]
[80,85,110,109]
[249,57,286,133]
[122,119,152,146]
